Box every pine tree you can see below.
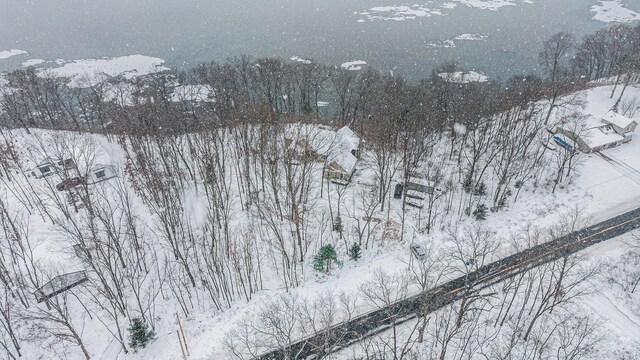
[313,244,338,273]
[348,243,362,261]
[128,317,155,351]
[473,203,488,221]
[473,182,487,196]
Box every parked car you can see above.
[394,183,404,199]
[56,177,86,191]
[410,243,426,261]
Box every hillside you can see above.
[0,81,637,359]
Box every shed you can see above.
[31,163,56,178]
[87,165,117,184]
[57,158,77,171]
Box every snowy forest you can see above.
[1,23,640,359]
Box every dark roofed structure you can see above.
[33,271,88,303]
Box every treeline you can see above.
[0,24,639,140]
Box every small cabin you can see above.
[31,163,56,178]
[87,165,117,184]
[57,158,77,171]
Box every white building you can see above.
[286,125,361,183]
[601,111,637,143]
[31,163,56,178]
[556,111,637,153]
[87,164,117,184]
[322,126,361,183]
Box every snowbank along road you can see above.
[256,207,640,359]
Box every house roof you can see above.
[585,125,624,148]
[291,125,360,174]
[328,152,357,175]
[602,111,636,129]
[408,176,433,188]
[336,126,361,151]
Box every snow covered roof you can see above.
[328,152,358,175]
[287,125,360,174]
[407,176,433,188]
[336,126,361,151]
[602,111,636,130]
[585,125,624,148]
[328,126,360,174]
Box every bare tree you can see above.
[539,32,575,125]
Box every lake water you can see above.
[1,0,638,81]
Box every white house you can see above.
[601,111,637,143]
[555,112,637,153]
[286,125,361,183]
[322,126,361,183]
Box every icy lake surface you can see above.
[0,0,639,80]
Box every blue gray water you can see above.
[1,0,638,80]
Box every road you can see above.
[256,207,640,359]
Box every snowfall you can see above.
[0,62,640,359]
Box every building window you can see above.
[95,170,105,179]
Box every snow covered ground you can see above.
[437,71,489,83]
[341,60,367,70]
[290,56,312,64]
[4,83,640,359]
[40,55,170,87]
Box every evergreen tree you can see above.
[348,243,362,261]
[473,182,487,196]
[128,317,155,351]
[313,244,338,273]
[349,243,362,261]
[473,203,488,221]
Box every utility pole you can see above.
[176,313,189,356]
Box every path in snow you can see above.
[597,151,640,186]
[588,293,640,339]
